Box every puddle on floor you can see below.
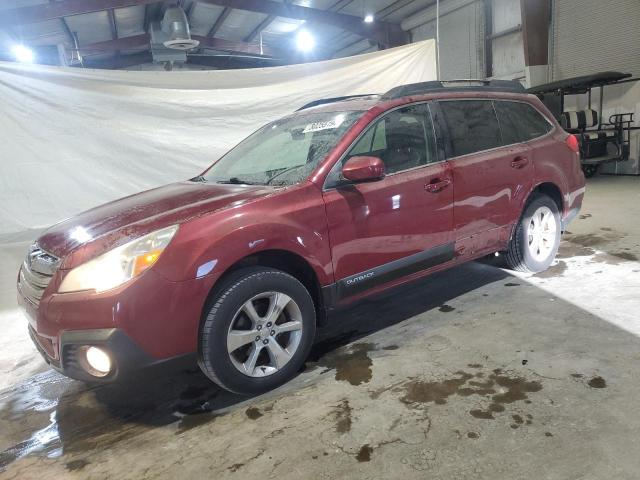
[332,399,352,434]
[0,364,239,470]
[318,343,375,386]
[533,261,567,278]
[397,367,543,422]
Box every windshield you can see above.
[201,110,364,186]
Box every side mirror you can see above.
[342,156,385,183]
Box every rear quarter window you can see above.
[494,101,553,143]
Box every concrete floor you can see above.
[1,175,639,480]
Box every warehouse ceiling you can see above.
[0,0,437,69]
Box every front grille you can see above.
[17,243,60,307]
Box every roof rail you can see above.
[296,94,379,111]
[381,79,526,100]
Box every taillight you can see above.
[566,134,579,153]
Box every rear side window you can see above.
[439,100,502,157]
[495,101,553,143]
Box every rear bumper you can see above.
[562,207,580,230]
[28,325,155,382]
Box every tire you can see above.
[582,165,598,178]
[198,267,316,395]
[505,194,562,273]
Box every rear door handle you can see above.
[511,156,529,169]
[425,178,451,193]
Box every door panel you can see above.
[322,103,454,297]
[323,161,454,283]
[437,99,534,251]
[449,143,532,238]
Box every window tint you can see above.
[439,100,502,157]
[345,105,437,175]
[495,101,552,143]
[494,102,521,145]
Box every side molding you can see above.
[322,243,455,307]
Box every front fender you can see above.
[153,183,333,287]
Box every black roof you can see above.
[298,79,527,112]
[296,94,379,111]
[381,79,526,99]
[527,71,633,95]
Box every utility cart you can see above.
[528,72,638,177]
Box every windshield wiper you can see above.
[190,175,207,183]
[216,177,261,185]
[265,165,303,186]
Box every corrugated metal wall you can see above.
[551,0,640,80]
[409,0,484,80]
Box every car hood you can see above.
[37,181,277,267]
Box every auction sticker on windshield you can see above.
[302,115,345,134]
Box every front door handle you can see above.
[425,178,451,193]
[511,156,529,169]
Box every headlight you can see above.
[58,225,178,293]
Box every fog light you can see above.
[83,346,112,377]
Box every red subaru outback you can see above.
[18,80,585,394]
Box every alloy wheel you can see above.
[226,292,303,377]
[526,206,557,262]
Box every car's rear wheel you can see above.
[582,165,598,178]
[198,267,316,395]
[505,194,561,273]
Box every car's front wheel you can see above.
[198,267,316,395]
[505,194,562,273]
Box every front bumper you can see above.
[28,325,155,382]
[18,265,217,383]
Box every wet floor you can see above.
[1,252,640,479]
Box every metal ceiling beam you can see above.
[328,0,354,11]
[75,33,280,57]
[83,51,153,69]
[0,0,161,28]
[197,0,408,47]
[76,33,149,55]
[46,0,76,47]
[376,0,420,19]
[185,1,196,20]
[108,9,119,40]
[0,0,408,49]
[187,54,284,69]
[108,8,120,58]
[244,14,275,42]
[207,6,232,37]
[196,35,279,56]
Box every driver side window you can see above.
[325,104,438,188]
[345,104,436,175]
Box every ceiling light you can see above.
[364,14,375,23]
[296,30,315,52]
[11,44,34,63]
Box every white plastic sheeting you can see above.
[0,40,436,241]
